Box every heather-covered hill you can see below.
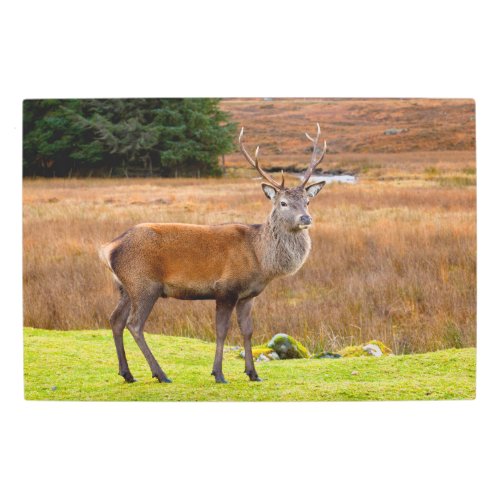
[220,98,475,169]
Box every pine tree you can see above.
[23,98,236,177]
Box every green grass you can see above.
[24,328,476,401]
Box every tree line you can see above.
[23,98,237,177]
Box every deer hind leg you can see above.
[110,289,134,382]
[211,298,237,383]
[126,283,171,383]
[236,298,261,382]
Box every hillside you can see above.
[220,98,475,171]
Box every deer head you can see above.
[239,123,327,232]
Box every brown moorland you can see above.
[220,98,474,169]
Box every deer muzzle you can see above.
[298,215,312,229]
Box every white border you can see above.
[3,1,499,499]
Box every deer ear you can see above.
[262,183,278,200]
[305,181,326,198]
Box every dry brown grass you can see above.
[23,168,476,354]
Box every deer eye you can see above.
[306,200,310,206]
[280,201,287,207]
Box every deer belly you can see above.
[163,282,216,300]
[162,276,265,301]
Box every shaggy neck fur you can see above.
[255,211,312,279]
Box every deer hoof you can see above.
[153,373,172,383]
[245,370,262,382]
[121,372,136,383]
[212,371,228,383]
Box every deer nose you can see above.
[300,215,312,225]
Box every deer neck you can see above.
[256,215,312,278]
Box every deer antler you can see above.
[239,128,284,189]
[300,122,327,186]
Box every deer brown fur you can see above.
[100,124,327,383]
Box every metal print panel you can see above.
[23,98,476,401]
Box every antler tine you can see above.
[301,123,327,186]
[305,122,321,144]
[239,127,283,189]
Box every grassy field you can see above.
[23,328,476,401]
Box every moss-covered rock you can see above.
[339,345,368,358]
[312,351,342,359]
[252,346,274,358]
[256,353,271,362]
[363,344,383,357]
[367,340,392,355]
[267,333,310,359]
[339,340,393,358]
[239,345,274,359]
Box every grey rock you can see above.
[363,344,383,357]
[256,353,270,362]
[225,346,242,352]
[267,333,309,359]
[313,352,342,359]
[268,352,280,360]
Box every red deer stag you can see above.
[100,124,327,383]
